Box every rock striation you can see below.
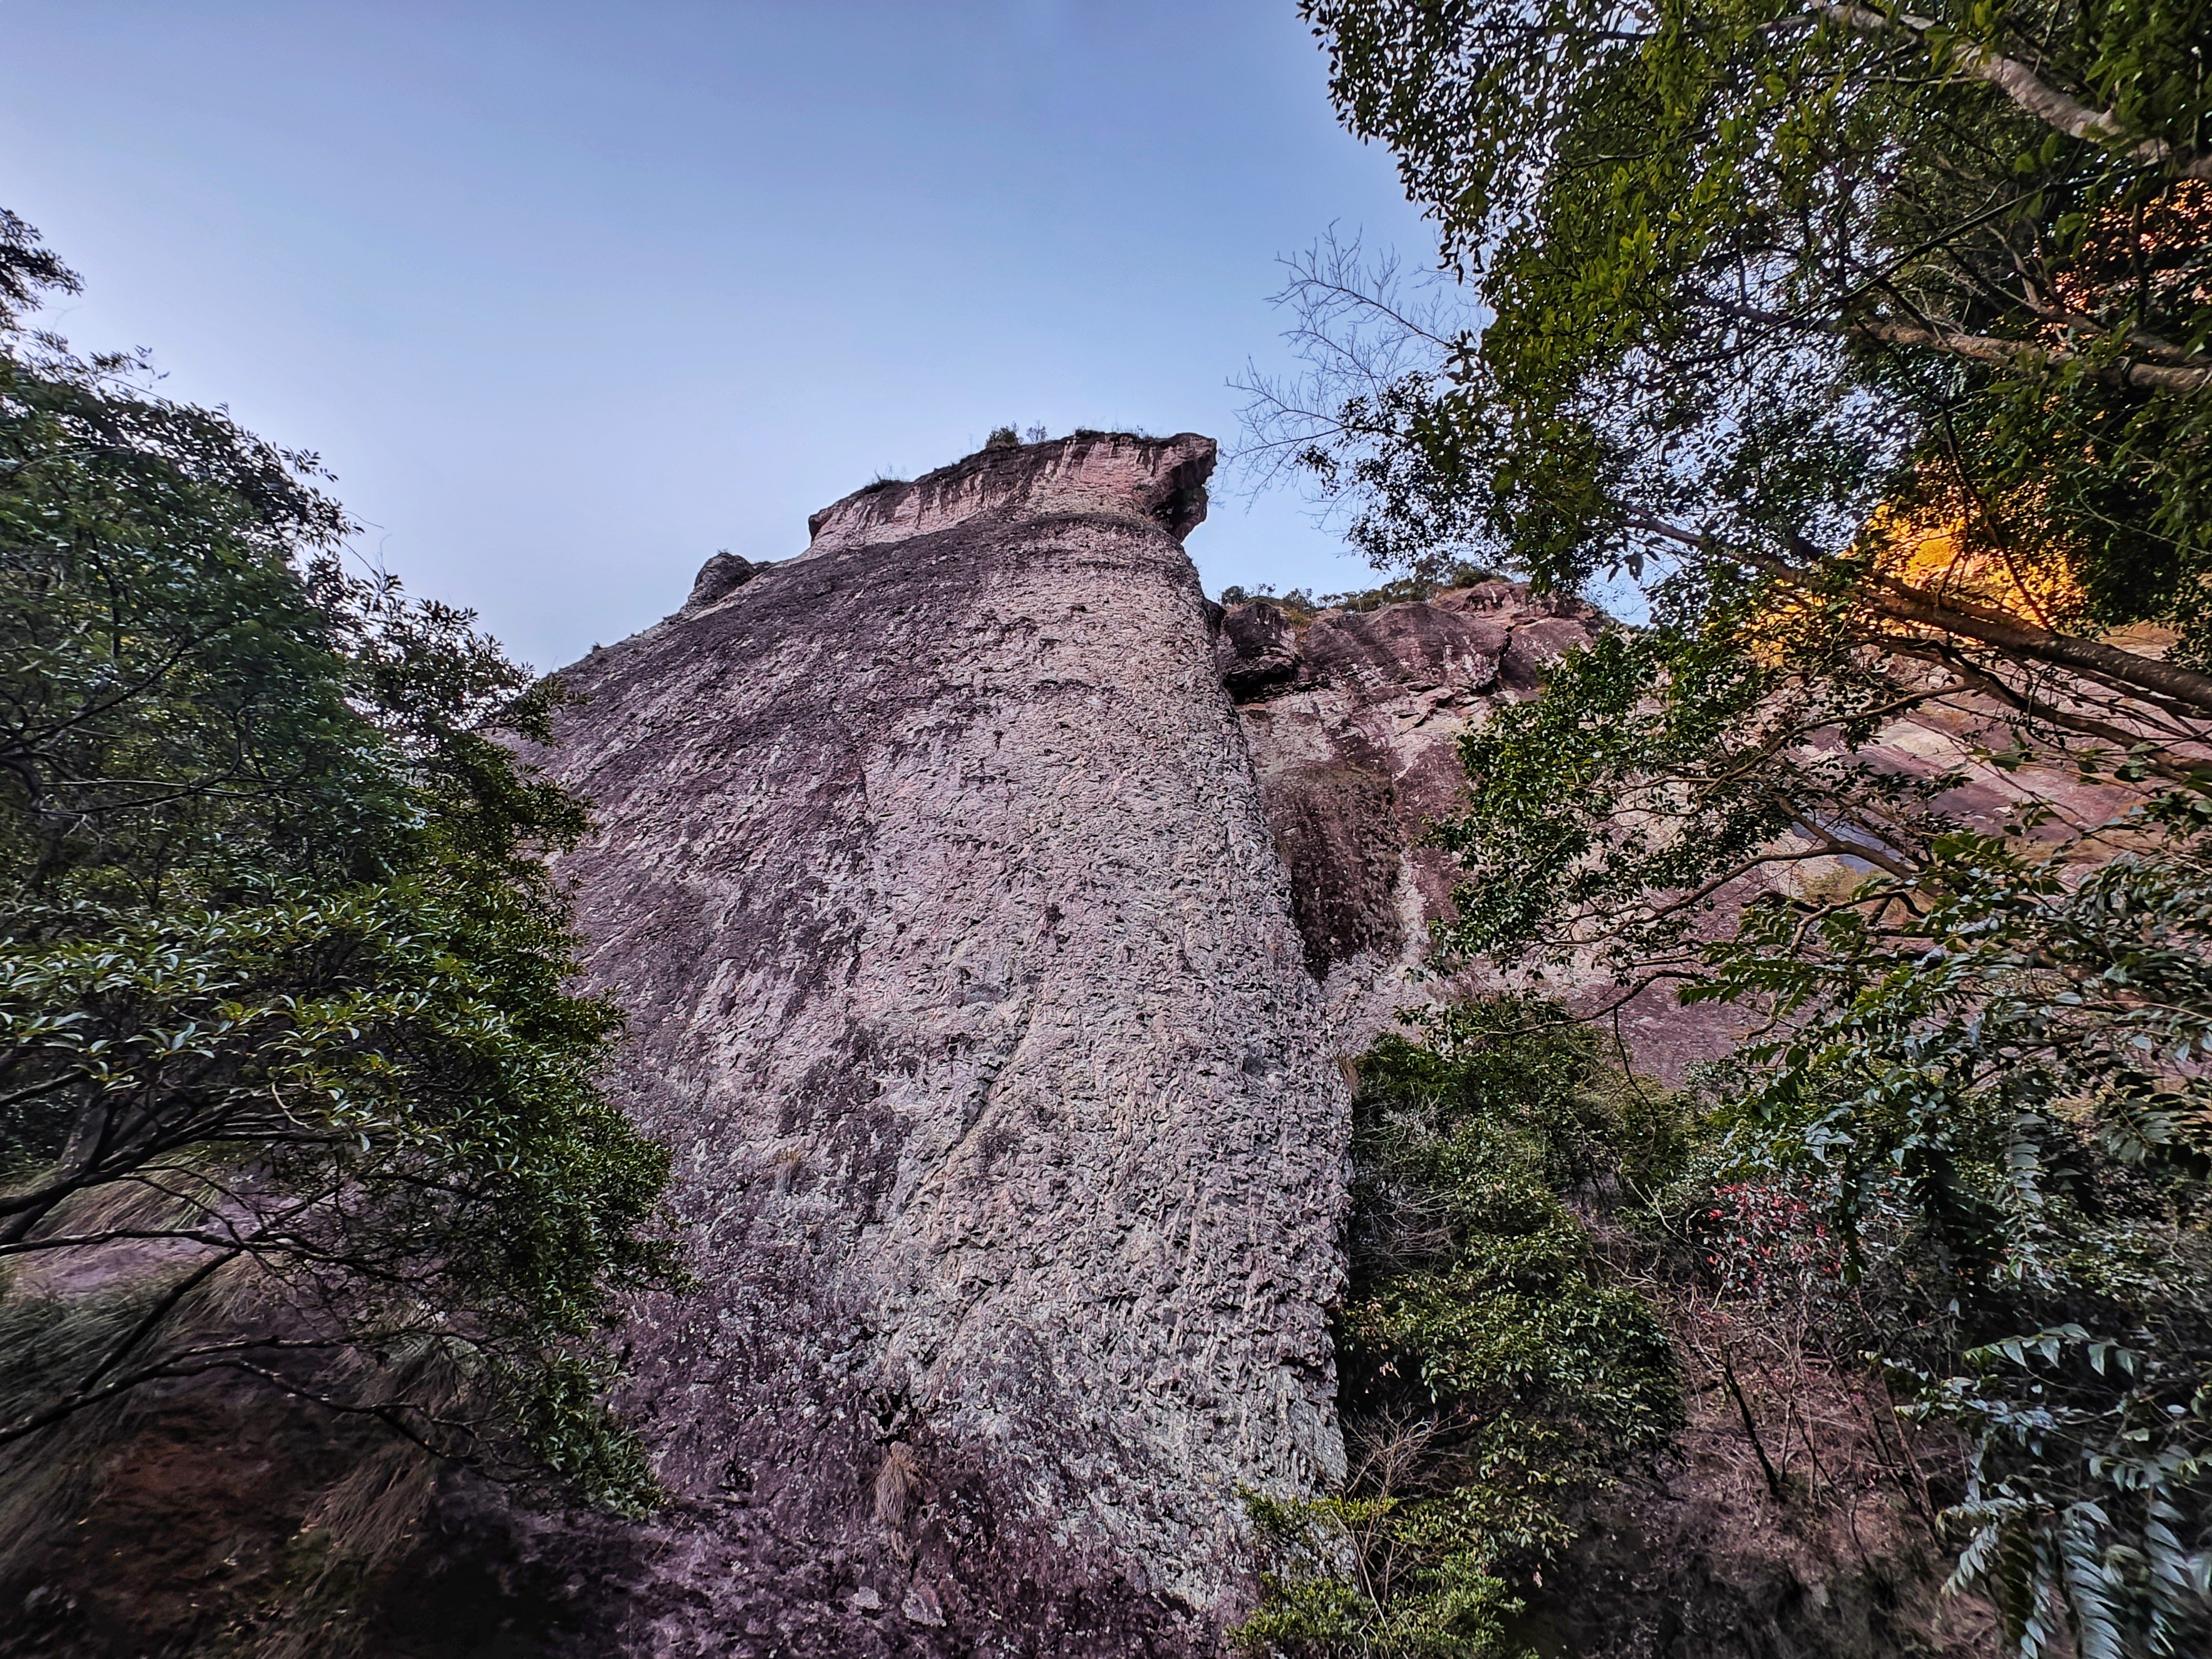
[518,432,1349,1655]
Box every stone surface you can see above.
[512,431,1349,1655]
[1216,580,2142,1082]
[805,431,1215,556]
[684,550,760,609]
[1217,582,1759,1077]
[6,435,2051,1659]
[1220,585,1545,989]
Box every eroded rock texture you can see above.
[1216,582,1756,1078]
[516,432,1349,1655]
[1216,579,2135,1084]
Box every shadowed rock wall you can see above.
[1217,581,1759,1078]
[1216,579,2133,1084]
[521,433,1349,1655]
[1214,588,1997,1659]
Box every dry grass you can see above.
[875,1442,921,1563]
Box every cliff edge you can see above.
[517,431,1349,1655]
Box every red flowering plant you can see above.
[1691,1177,1846,1306]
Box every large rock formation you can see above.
[1216,583,1759,1078]
[513,432,1348,1655]
[2,434,2002,1659]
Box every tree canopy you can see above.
[0,211,678,1512]
[1271,0,2211,626]
[1244,2,2212,1651]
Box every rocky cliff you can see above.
[508,431,1348,1655]
[1,432,1984,1659]
[1214,575,2124,1088]
[1215,582,1759,1080]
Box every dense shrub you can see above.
[1238,998,1681,1657]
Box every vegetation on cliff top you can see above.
[1244,0,2212,1651]
[1218,559,1504,618]
[0,211,680,1516]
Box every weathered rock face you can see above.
[1216,582,1757,1078]
[1220,582,1578,985]
[1217,580,2135,1083]
[6,436,2023,1659]
[802,432,1214,555]
[520,432,1349,1655]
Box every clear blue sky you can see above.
[0,1,1437,672]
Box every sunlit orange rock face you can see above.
[1862,483,2085,630]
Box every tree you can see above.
[1239,1000,1681,1658]
[0,211,679,1511]
[1264,0,2211,625]
[1245,2,2212,1650]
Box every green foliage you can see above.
[1238,1487,1533,1659]
[1219,560,1503,617]
[1442,611,2212,1650]
[1238,999,1681,1657]
[1448,679,2212,1650]
[1714,830,2212,1653]
[0,212,678,1509]
[1244,4,2212,1649]
[1437,559,1970,987]
[1272,0,2212,642]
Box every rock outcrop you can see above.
[1215,583,1757,1078]
[1220,582,1589,982]
[3,434,2011,1659]
[1212,576,2145,1092]
[514,432,1349,1655]
[1207,577,2067,1659]
[802,432,1214,555]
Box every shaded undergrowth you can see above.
[1236,997,1683,1657]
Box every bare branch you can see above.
[1852,319,2212,394]
[1866,576,2212,716]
